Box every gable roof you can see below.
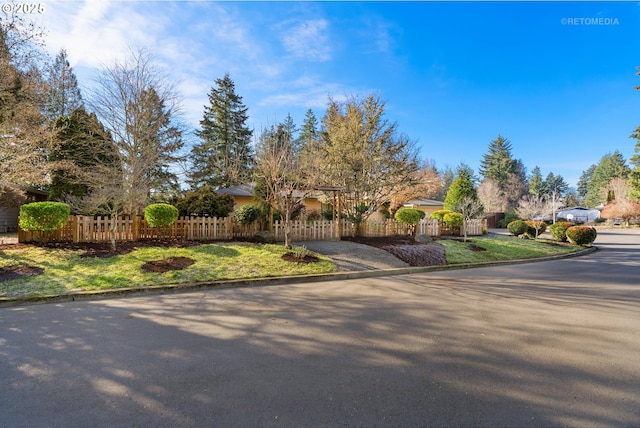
[216,183,256,198]
[403,198,444,207]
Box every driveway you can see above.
[0,228,638,427]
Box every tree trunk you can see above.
[284,207,292,249]
[109,212,118,251]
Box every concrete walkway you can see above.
[299,240,409,271]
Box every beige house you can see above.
[216,183,324,215]
[217,184,444,222]
[402,198,445,217]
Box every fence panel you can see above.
[18,215,486,243]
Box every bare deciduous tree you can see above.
[0,9,49,202]
[601,198,640,226]
[389,162,441,214]
[255,124,320,249]
[477,178,507,213]
[86,48,184,215]
[453,195,484,242]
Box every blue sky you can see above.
[37,1,640,187]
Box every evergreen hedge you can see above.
[19,202,70,232]
[566,226,597,246]
[144,204,179,228]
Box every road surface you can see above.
[1,228,638,427]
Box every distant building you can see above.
[556,206,600,223]
[402,199,445,217]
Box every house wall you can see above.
[231,196,256,210]
[0,206,19,232]
[230,196,324,215]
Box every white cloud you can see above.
[280,19,331,62]
[43,0,165,68]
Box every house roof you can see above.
[216,183,320,200]
[403,198,444,207]
[216,183,256,198]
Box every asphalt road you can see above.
[1,229,639,427]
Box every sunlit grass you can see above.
[0,243,336,298]
[439,235,582,264]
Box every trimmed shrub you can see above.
[566,226,597,246]
[19,202,70,232]
[549,221,575,242]
[234,204,262,225]
[395,208,426,224]
[144,204,178,228]
[430,209,455,221]
[443,212,463,227]
[395,208,426,236]
[507,220,529,237]
[525,220,547,238]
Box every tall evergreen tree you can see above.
[299,108,318,151]
[528,166,546,196]
[49,107,118,203]
[544,172,569,197]
[577,164,596,199]
[444,164,478,211]
[478,135,516,188]
[44,48,83,122]
[131,87,184,199]
[583,151,630,207]
[188,73,254,189]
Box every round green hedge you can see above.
[507,220,528,237]
[549,221,575,242]
[234,204,262,225]
[525,220,547,238]
[19,202,70,232]
[394,208,426,225]
[144,204,179,228]
[566,226,597,246]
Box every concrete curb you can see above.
[0,246,597,307]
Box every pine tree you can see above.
[189,73,254,189]
[528,166,547,196]
[132,87,183,199]
[45,48,83,122]
[444,164,478,211]
[544,172,569,197]
[299,108,318,150]
[49,107,118,203]
[577,164,596,199]
[583,151,630,207]
[478,135,516,188]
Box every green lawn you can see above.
[439,234,582,264]
[1,236,585,299]
[0,243,336,298]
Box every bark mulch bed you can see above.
[281,253,320,263]
[344,235,448,267]
[141,257,195,273]
[0,266,45,283]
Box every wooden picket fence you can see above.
[18,215,487,244]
